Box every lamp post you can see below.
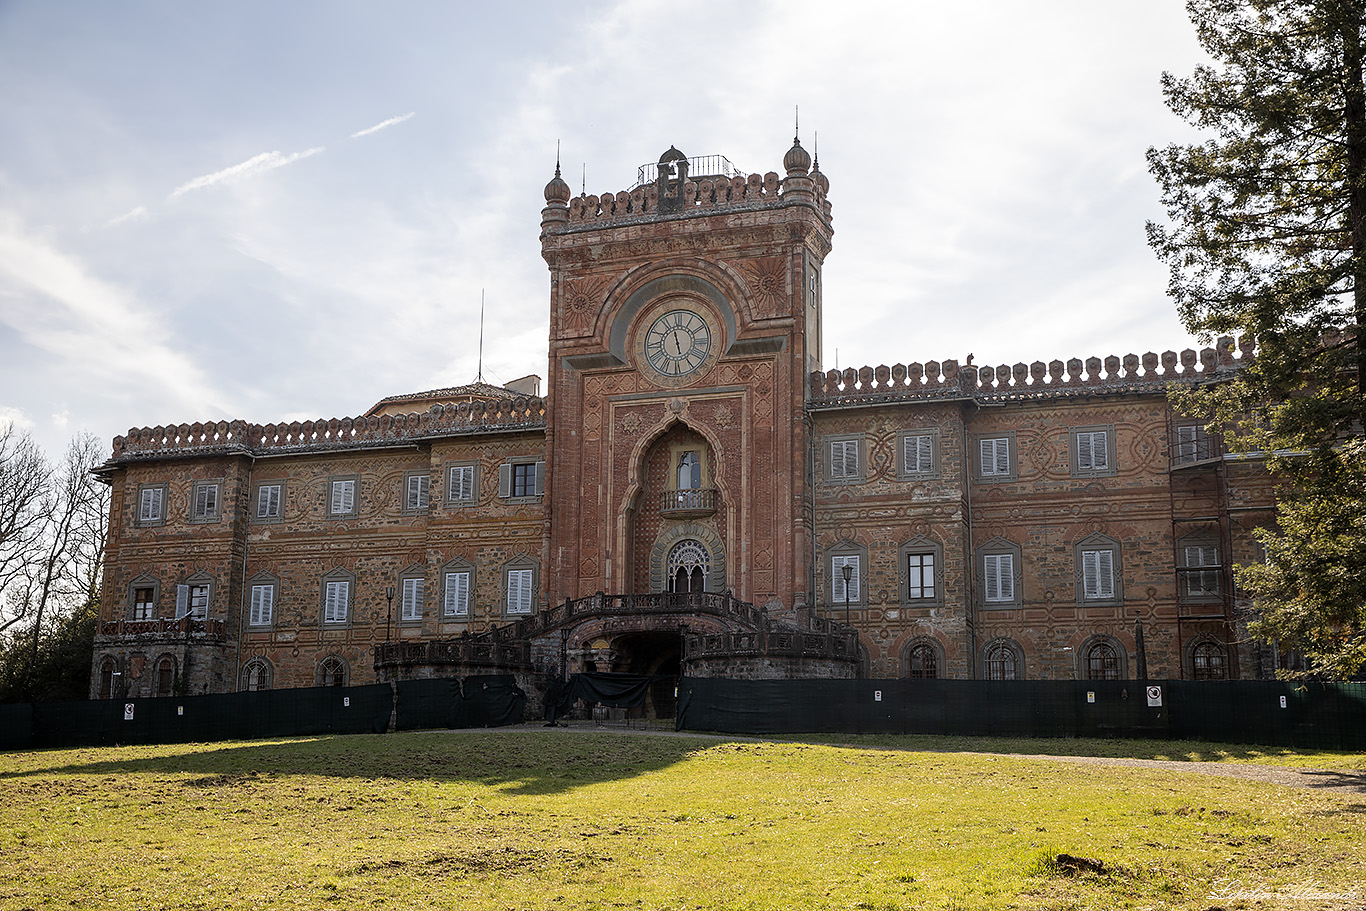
[385,586,395,644]
[841,562,852,628]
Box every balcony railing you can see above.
[97,617,227,640]
[633,154,745,189]
[659,487,718,516]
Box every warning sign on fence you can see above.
[1146,686,1163,707]
[123,703,135,721]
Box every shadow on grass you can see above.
[0,729,722,795]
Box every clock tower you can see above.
[539,139,834,615]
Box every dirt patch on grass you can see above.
[343,846,611,879]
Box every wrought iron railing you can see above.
[633,154,745,189]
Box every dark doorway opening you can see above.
[612,630,681,719]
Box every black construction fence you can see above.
[676,678,1366,750]
[4,676,1363,752]
[0,675,527,752]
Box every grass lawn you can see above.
[1,730,1362,910]
[769,732,1366,770]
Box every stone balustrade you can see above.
[810,336,1256,403]
[109,396,548,460]
[96,617,227,640]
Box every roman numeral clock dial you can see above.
[643,309,712,379]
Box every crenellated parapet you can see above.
[809,336,1254,405]
[543,142,832,234]
[107,396,548,462]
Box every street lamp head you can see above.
[841,563,852,583]
[385,586,395,601]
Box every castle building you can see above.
[90,139,1279,708]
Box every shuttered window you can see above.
[903,434,933,474]
[980,438,1011,477]
[983,553,1014,602]
[139,487,164,523]
[257,484,281,518]
[193,483,219,519]
[406,474,430,511]
[324,580,349,623]
[401,577,424,621]
[448,465,475,502]
[1075,431,1109,472]
[444,571,470,617]
[1081,549,1115,600]
[831,554,860,602]
[330,479,355,515]
[506,569,534,615]
[829,439,860,479]
[249,584,274,625]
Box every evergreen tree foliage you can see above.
[1150,0,1366,676]
[0,598,97,703]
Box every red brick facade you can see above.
[91,140,1277,700]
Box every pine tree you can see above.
[1149,0,1366,676]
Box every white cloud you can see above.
[168,147,325,199]
[50,408,69,429]
[350,112,415,138]
[0,213,224,414]
[105,205,148,227]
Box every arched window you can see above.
[1085,642,1121,681]
[156,656,175,696]
[98,658,116,699]
[242,658,272,692]
[984,640,1021,680]
[667,540,710,594]
[1192,641,1227,680]
[677,451,701,490]
[907,643,938,679]
[317,656,347,687]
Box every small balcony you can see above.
[97,616,227,642]
[659,487,718,517]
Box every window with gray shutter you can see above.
[448,465,475,502]
[405,474,430,511]
[139,487,164,523]
[831,554,860,602]
[1076,431,1108,472]
[324,580,349,622]
[1081,549,1114,599]
[257,484,281,518]
[193,483,219,520]
[903,434,933,474]
[330,479,355,515]
[984,553,1014,602]
[506,569,534,614]
[401,577,424,620]
[980,439,1010,477]
[249,584,274,625]
[443,571,470,617]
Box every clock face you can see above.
[643,309,712,377]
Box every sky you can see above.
[0,0,1214,461]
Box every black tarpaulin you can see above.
[462,675,526,727]
[568,672,655,708]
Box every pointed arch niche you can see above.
[628,421,727,593]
